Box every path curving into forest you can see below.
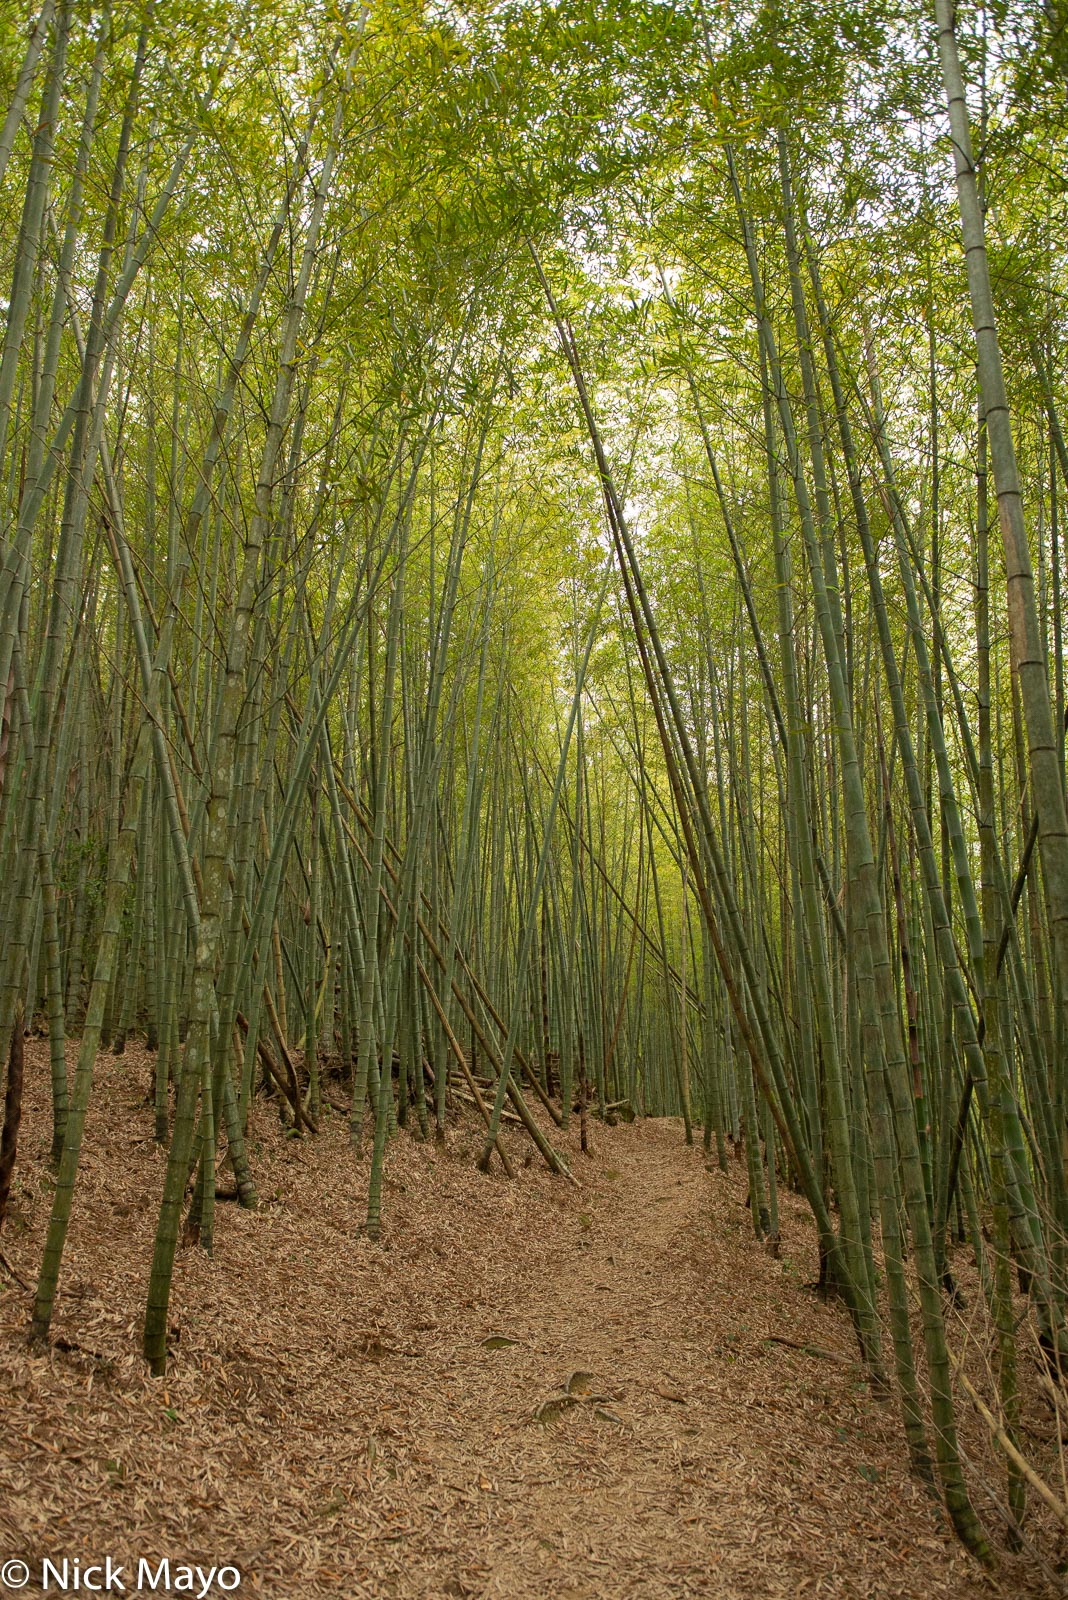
[398,1120,1000,1600]
[0,1046,1036,1598]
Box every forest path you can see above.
[410,1119,996,1600]
[0,1048,1023,1599]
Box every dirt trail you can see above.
[401,1123,997,1600]
[0,1047,1040,1598]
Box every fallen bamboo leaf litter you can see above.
[0,1046,1050,1597]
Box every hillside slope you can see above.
[0,1043,1048,1597]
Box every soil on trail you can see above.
[0,1044,1047,1599]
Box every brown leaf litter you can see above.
[0,1039,1060,1598]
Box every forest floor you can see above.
[0,1042,1060,1599]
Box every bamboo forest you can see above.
[6,0,1068,1594]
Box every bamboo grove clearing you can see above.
[2,0,1068,1590]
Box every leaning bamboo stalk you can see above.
[935,0,1068,1149]
[731,147,985,1551]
